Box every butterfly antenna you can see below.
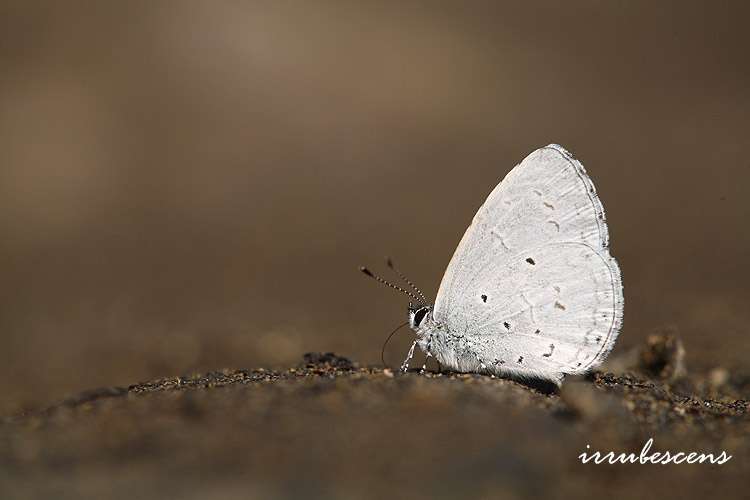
[381,321,409,368]
[386,257,428,305]
[360,266,422,303]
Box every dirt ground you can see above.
[2,2,749,498]
[2,337,747,500]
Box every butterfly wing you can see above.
[432,144,623,377]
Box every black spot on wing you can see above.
[481,294,487,303]
[525,257,535,265]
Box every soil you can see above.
[1,342,748,500]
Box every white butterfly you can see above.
[363,144,623,384]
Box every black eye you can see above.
[413,308,428,327]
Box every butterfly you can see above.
[362,144,623,384]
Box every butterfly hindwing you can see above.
[432,145,623,378]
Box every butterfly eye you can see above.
[413,307,429,327]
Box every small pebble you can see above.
[708,367,729,388]
[639,332,687,380]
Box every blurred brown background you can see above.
[1,0,749,414]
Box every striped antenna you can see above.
[386,257,428,306]
[360,266,422,303]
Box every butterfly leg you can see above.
[420,334,435,374]
[420,352,433,374]
[400,340,417,373]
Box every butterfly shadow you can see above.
[402,365,560,396]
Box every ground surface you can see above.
[1,343,748,500]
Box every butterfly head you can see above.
[408,303,432,331]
